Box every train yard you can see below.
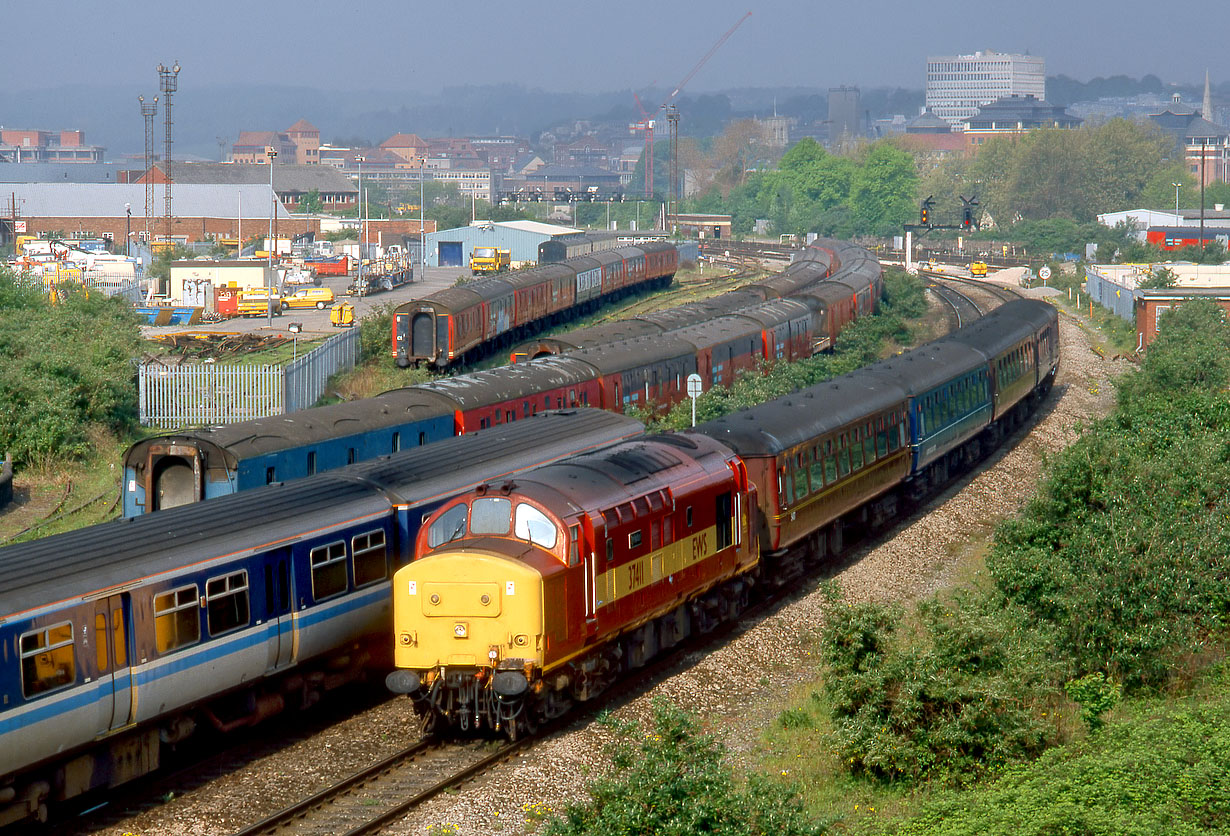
[68,290,1121,836]
[2,238,1116,831]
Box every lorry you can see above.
[470,246,510,274]
[236,288,283,317]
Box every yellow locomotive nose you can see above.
[391,551,544,673]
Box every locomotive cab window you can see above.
[471,497,512,535]
[569,524,580,566]
[515,502,558,549]
[310,542,348,600]
[20,622,76,698]
[206,571,250,636]
[352,530,388,587]
[154,585,200,653]
[428,503,468,547]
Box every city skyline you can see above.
[4,0,1230,95]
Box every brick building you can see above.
[0,129,105,164]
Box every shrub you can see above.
[820,597,1058,782]
[0,273,141,465]
[543,699,829,836]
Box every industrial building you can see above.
[926,51,1046,125]
[421,220,585,267]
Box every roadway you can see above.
[138,265,472,340]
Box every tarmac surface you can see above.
[138,264,474,341]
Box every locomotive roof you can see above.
[5,410,643,619]
[414,355,598,407]
[503,433,731,516]
[125,386,461,469]
[691,373,907,455]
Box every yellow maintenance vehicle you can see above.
[470,246,511,274]
[969,261,988,277]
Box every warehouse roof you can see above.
[150,162,356,193]
[0,162,128,184]
[491,220,581,236]
[5,183,291,218]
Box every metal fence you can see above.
[139,327,360,426]
[1084,265,1137,321]
[285,326,360,413]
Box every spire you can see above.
[1203,69,1213,120]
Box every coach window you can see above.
[850,430,864,471]
[206,571,250,636]
[392,432,401,453]
[353,530,389,587]
[266,467,276,485]
[834,436,849,478]
[877,425,890,458]
[863,426,877,464]
[20,622,76,697]
[472,497,512,535]
[310,542,348,600]
[429,504,468,547]
[515,503,558,549]
[810,446,826,492]
[307,451,317,476]
[347,447,356,465]
[154,585,199,652]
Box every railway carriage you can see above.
[388,433,756,737]
[122,388,460,516]
[692,375,911,561]
[1,410,644,827]
[393,244,678,369]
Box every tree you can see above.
[298,189,323,216]
[848,142,919,235]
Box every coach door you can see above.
[93,594,134,734]
[264,549,295,672]
[148,445,203,511]
[411,312,435,358]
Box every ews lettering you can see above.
[690,533,708,563]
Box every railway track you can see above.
[230,739,517,836]
[920,270,1025,331]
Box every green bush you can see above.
[543,699,830,836]
[820,597,1057,782]
[357,302,396,364]
[889,680,1230,836]
[0,273,141,464]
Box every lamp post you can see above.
[1173,182,1182,214]
[288,321,302,360]
[355,154,365,296]
[124,203,131,257]
[267,146,277,325]
[419,160,425,278]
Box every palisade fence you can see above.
[139,328,360,426]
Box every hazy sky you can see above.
[7,0,1229,94]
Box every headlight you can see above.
[454,622,468,638]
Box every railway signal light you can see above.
[920,206,930,225]
[962,206,973,229]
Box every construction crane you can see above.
[629,10,752,198]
